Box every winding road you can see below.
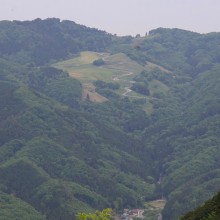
[157,213,162,220]
[103,57,158,99]
[112,71,135,96]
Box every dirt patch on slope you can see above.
[82,83,108,103]
[146,61,172,74]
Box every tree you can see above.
[76,208,112,220]
[93,59,105,66]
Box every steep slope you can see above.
[147,65,220,220]
[0,18,112,65]
[105,27,220,219]
[52,28,220,219]
[0,58,155,219]
[135,29,220,219]
[0,192,45,220]
[181,191,220,220]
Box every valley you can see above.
[0,19,220,220]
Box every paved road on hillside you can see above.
[157,213,162,220]
[112,71,135,96]
[103,57,159,99]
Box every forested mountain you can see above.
[0,62,155,219]
[181,191,220,220]
[0,19,220,220]
[0,18,112,65]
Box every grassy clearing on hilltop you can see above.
[53,52,143,83]
[53,51,170,113]
[53,51,145,99]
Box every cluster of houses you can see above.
[119,209,145,220]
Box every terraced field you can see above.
[53,52,143,98]
[53,51,170,113]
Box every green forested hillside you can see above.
[132,29,220,220]
[0,192,45,220]
[0,18,112,65]
[104,28,220,219]
[0,57,155,219]
[143,65,220,219]
[0,19,220,220]
[181,191,220,220]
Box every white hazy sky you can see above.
[1,0,220,36]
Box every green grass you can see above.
[58,51,105,67]
[71,66,114,82]
[53,51,169,114]
[55,51,143,76]
[53,51,144,85]
[104,53,144,73]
